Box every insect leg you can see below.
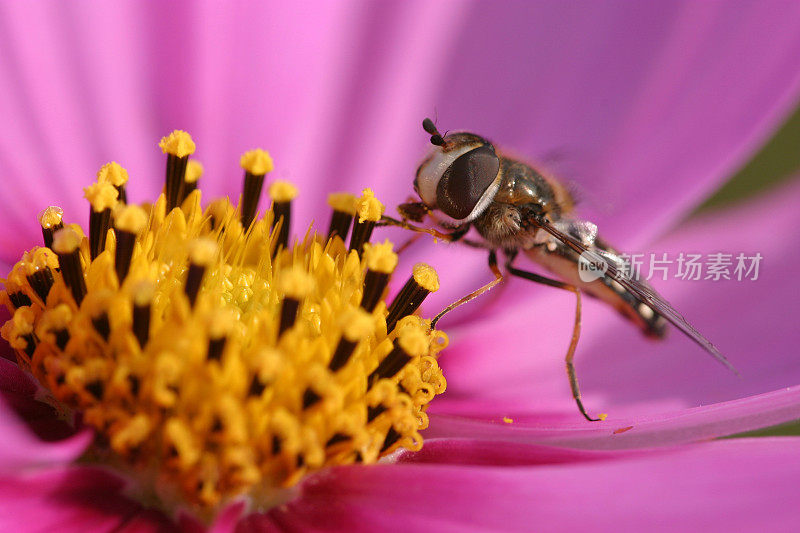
[378,215,455,241]
[431,251,504,328]
[506,261,600,422]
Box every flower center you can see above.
[1,131,447,517]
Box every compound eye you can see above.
[436,144,500,220]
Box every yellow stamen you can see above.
[115,204,148,234]
[386,263,440,331]
[0,131,448,521]
[38,206,64,229]
[363,240,398,274]
[269,180,299,203]
[51,227,81,255]
[83,182,119,213]
[159,130,196,158]
[413,263,440,292]
[240,148,274,176]
[356,188,384,223]
[97,162,129,187]
[349,189,385,256]
[327,192,357,215]
[326,192,357,242]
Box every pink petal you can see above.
[0,363,92,474]
[395,438,638,467]
[436,178,800,421]
[0,466,169,533]
[118,510,176,533]
[208,501,247,533]
[426,385,800,450]
[250,438,800,532]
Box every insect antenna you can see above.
[422,117,445,146]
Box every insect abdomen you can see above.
[525,241,667,339]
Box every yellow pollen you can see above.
[277,266,315,299]
[37,304,73,336]
[0,132,448,520]
[503,417,514,424]
[82,289,114,319]
[340,309,374,342]
[38,206,64,228]
[363,240,398,274]
[240,148,274,175]
[185,160,203,183]
[97,162,129,187]
[51,228,81,254]
[356,188,385,223]
[130,280,155,306]
[188,237,219,266]
[83,181,119,212]
[115,204,148,234]
[207,308,237,339]
[10,305,35,335]
[397,324,429,358]
[327,192,358,214]
[412,263,440,292]
[159,130,196,158]
[24,247,59,275]
[268,180,299,203]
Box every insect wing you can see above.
[534,216,736,373]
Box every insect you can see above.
[381,118,735,421]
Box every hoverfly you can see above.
[381,118,734,421]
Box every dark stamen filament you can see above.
[367,404,387,422]
[325,433,350,447]
[166,154,190,212]
[38,206,64,251]
[184,263,206,308]
[85,181,119,261]
[207,337,226,362]
[326,193,357,242]
[368,338,412,386]
[132,300,151,349]
[89,208,112,260]
[184,239,216,309]
[179,160,202,205]
[114,205,147,285]
[385,264,439,332]
[241,172,265,229]
[327,210,353,242]
[328,338,357,372]
[272,201,291,253]
[380,427,402,453]
[268,181,298,257]
[92,313,111,341]
[27,269,54,303]
[348,219,375,257]
[9,292,32,309]
[115,230,136,283]
[302,388,322,409]
[53,229,87,306]
[278,297,300,337]
[54,328,70,351]
[361,271,389,312]
[21,332,38,358]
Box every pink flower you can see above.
[2,1,800,531]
